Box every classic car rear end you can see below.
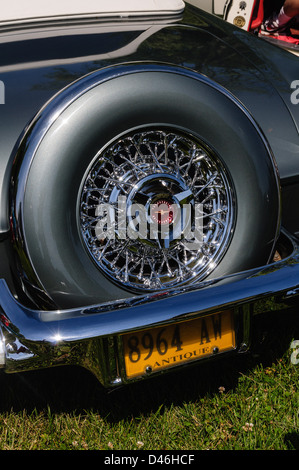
[0,0,298,387]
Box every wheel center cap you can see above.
[151,199,174,225]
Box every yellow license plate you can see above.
[123,310,235,379]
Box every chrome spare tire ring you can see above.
[79,128,235,291]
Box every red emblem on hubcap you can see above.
[151,200,174,225]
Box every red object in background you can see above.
[250,0,265,30]
[251,0,299,45]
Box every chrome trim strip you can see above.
[0,236,298,385]
[10,62,282,307]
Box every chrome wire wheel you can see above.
[79,128,235,291]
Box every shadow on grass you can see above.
[0,309,298,422]
[284,432,299,450]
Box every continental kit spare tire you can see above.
[11,64,281,309]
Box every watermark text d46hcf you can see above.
[291,80,299,105]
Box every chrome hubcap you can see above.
[79,128,235,291]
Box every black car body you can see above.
[0,0,298,387]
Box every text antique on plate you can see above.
[123,310,235,378]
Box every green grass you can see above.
[0,310,298,450]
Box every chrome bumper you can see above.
[0,237,299,387]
